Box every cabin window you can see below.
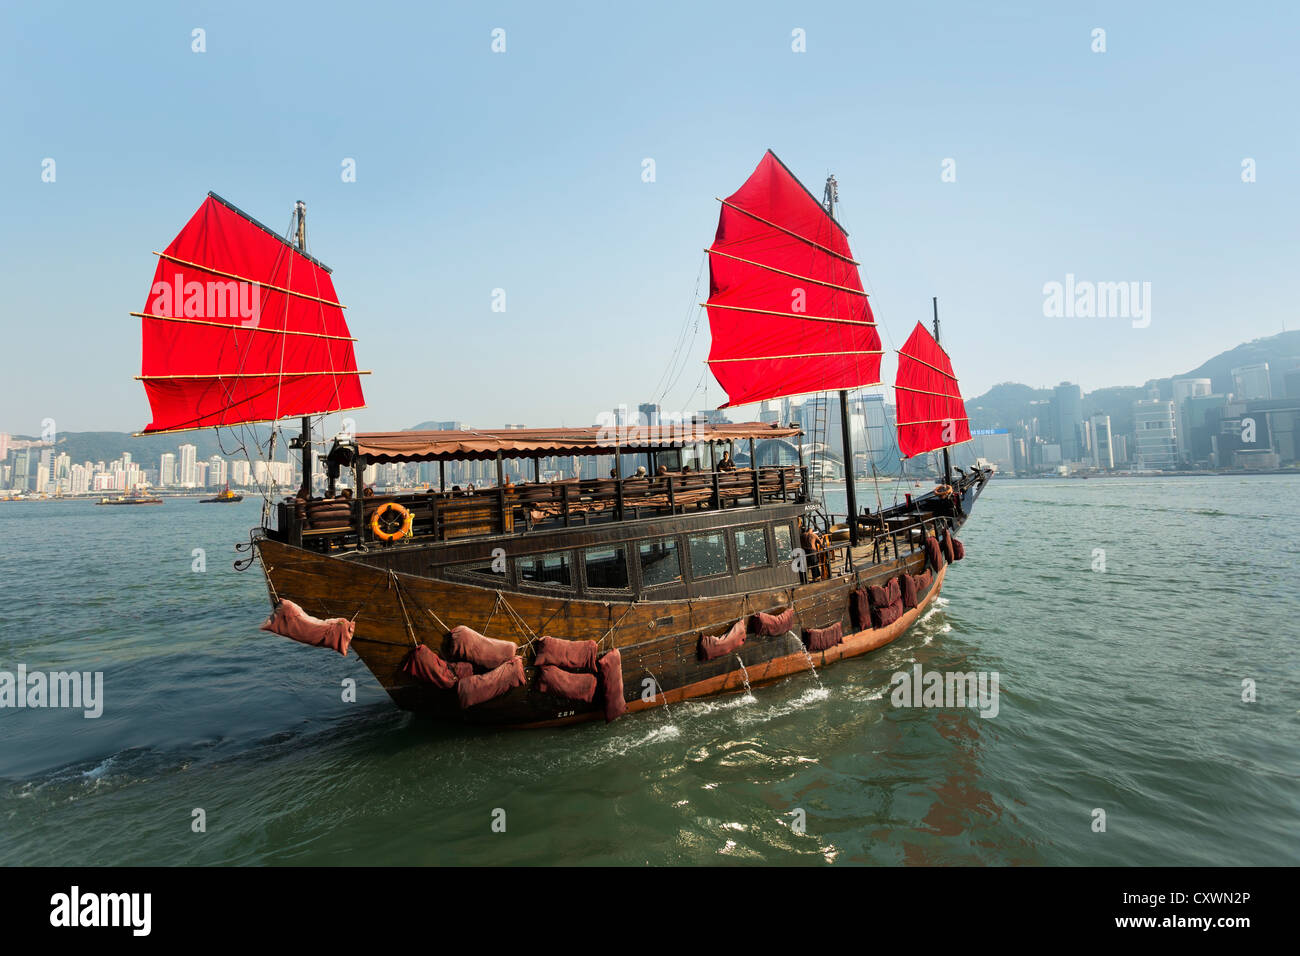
[638,538,682,588]
[445,558,507,580]
[773,524,793,563]
[734,526,769,570]
[584,546,630,590]
[688,532,729,578]
[516,551,572,587]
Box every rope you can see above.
[494,590,541,651]
[597,602,636,650]
[387,570,419,648]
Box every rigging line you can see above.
[653,251,707,404]
[598,601,636,650]
[388,571,419,648]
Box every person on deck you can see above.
[718,451,736,472]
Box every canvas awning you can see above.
[329,422,803,465]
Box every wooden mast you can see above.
[293,200,312,498]
[932,296,953,488]
[824,173,859,545]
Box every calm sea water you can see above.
[0,478,1296,866]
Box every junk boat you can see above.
[133,153,991,728]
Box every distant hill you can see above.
[965,330,1300,434]
[10,427,275,467]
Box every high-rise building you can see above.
[638,403,661,427]
[207,455,228,488]
[1090,414,1114,469]
[1111,433,1128,466]
[231,459,251,486]
[1133,400,1177,469]
[179,443,198,487]
[1053,383,1084,462]
[159,452,176,487]
[1172,378,1212,463]
[12,448,32,491]
[1231,363,1272,401]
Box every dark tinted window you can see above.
[774,524,793,562]
[584,546,630,590]
[734,526,769,570]
[688,532,729,578]
[638,538,682,587]
[447,557,505,578]
[517,552,572,587]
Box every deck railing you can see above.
[277,465,807,551]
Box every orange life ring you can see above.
[934,484,954,498]
[371,502,413,541]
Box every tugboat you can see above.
[201,483,244,504]
[132,152,992,729]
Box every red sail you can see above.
[705,150,881,408]
[894,322,972,458]
[136,194,365,434]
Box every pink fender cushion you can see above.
[805,621,843,651]
[533,635,598,672]
[867,576,901,608]
[941,531,955,563]
[456,657,525,708]
[871,598,905,629]
[401,644,458,689]
[924,535,945,571]
[850,588,871,629]
[700,619,747,661]
[598,649,627,723]
[901,573,919,609]
[450,625,518,669]
[538,665,598,703]
[752,607,795,636]
[952,536,966,561]
[260,599,354,656]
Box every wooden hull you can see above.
[255,532,952,729]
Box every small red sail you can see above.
[705,150,881,408]
[894,322,972,458]
[136,193,365,434]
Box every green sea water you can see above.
[0,476,1295,865]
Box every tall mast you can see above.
[932,296,953,487]
[293,200,312,499]
[824,174,860,545]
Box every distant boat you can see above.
[97,487,163,506]
[201,483,244,503]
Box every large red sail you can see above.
[135,194,365,434]
[894,322,972,458]
[705,150,881,408]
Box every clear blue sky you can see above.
[2,1,1296,435]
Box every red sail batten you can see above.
[137,195,365,434]
[705,151,882,408]
[894,322,972,459]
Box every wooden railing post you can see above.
[667,475,676,513]
[711,470,720,510]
